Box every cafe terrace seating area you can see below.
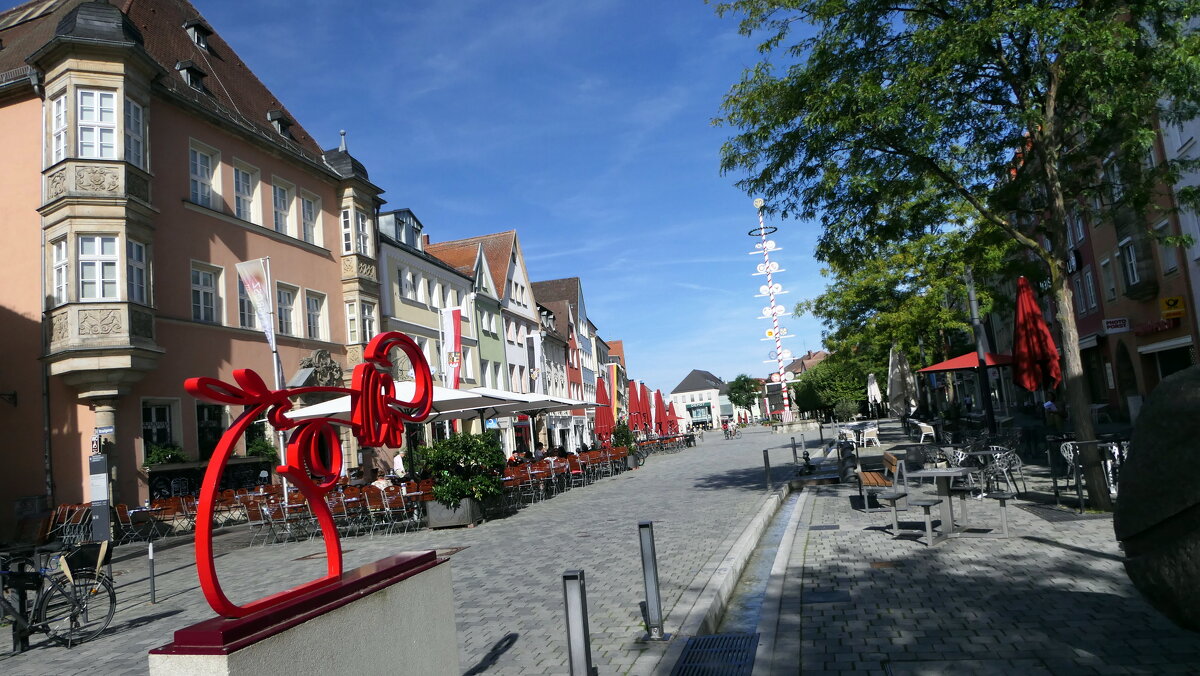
[42,436,695,548]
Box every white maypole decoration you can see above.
[751,198,795,423]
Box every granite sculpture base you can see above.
[148,551,458,674]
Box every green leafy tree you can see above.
[726,374,764,413]
[790,357,865,419]
[715,0,1200,509]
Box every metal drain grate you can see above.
[671,633,758,675]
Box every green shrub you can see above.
[424,433,507,508]
[143,442,186,466]
[611,422,636,450]
[245,437,278,464]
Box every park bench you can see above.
[850,451,909,516]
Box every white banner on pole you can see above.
[235,258,276,353]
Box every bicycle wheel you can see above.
[35,571,115,646]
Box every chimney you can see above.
[422,234,431,248]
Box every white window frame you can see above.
[51,239,68,305]
[190,264,220,323]
[300,193,320,245]
[79,235,119,301]
[462,345,474,380]
[341,209,353,254]
[189,141,218,208]
[127,239,147,304]
[431,282,443,309]
[305,290,325,340]
[1155,220,1178,274]
[271,178,294,236]
[402,269,415,300]
[1100,258,1117,301]
[1082,267,1098,310]
[355,209,371,255]
[345,300,359,343]
[124,98,145,169]
[417,276,428,304]
[1120,237,1140,286]
[277,284,297,336]
[77,89,116,159]
[51,94,67,164]
[233,163,258,223]
[361,301,376,341]
[238,279,256,329]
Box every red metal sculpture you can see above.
[184,331,432,618]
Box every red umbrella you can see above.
[640,383,653,434]
[1012,276,1062,391]
[653,389,668,436]
[918,352,1013,372]
[627,381,641,431]
[666,402,681,434]
[594,377,615,447]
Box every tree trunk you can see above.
[1050,266,1114,511]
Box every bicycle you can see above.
[1,541,116,651]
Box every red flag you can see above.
[1012,276,1062,392]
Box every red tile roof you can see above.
[425,241,479,280]
[1,0,326,162]
[429,231,516,301]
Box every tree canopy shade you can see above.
[726,374,765,412]
[714,0,1200,510]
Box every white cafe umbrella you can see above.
[887,347,919,418]
[285,382,511,422]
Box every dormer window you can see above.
[267,110,293,137]
[175,60,207,92]
[184,19,212,51]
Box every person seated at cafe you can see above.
[534,442,546,460]
[392,449,416,482]
[553,447,570,459]
[370,469,392,491]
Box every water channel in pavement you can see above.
[716,490,802,634]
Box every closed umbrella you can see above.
[666,402,681,434]
[640,383,654,434]
[594,377,615,446]
[866,373,883,420]
[887,347,918,418]
[653,389,668,436]
[627,381,642,431]
[1012,276,1062,392]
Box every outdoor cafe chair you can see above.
[243,500,272,546]
[360,486,392,536]
[114,504,145,546]
[861,426,881,447]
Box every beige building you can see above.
[0,0,379,537]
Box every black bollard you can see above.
[763,449,773,491]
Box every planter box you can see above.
[426,497,484,529]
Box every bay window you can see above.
[78,90,116,159]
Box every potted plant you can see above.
[142,442,187,467]
[611,422,639,469]
[424,433,506,528]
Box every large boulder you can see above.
[1114,365,1200,633]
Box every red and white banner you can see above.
[235,258,276,353]
[439,307,462,389]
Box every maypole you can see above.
[751,199,794,423]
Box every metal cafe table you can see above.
[906,466,992,544]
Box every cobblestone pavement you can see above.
[1,426,800,675]
[764,420,1200,676]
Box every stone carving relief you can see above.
[346,344,363,367]
[78,309,122,335]
[357,261,377,281]
[75,166,120,193]
[341,258,355,276]
[47,171,67,200]
[298,349,344,388]
[50,313,68,343]
[131,310,154,339]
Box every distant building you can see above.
[670,370,732,428]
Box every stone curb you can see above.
[640,482,795,675]
[755,486,810,675]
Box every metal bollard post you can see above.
[790,437,799,466]
[763,449,773,491]
[638,521,668,640]
[562,570,597,676]
[148,541,156,604]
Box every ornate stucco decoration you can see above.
[75,166,120,193]
[79,309,122,335]
[47,171,67,200]
[299,349,344,387]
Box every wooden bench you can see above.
[854,451,908,512]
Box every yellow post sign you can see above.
[1161,296,1186,319]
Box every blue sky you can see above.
[19,0,830,394]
